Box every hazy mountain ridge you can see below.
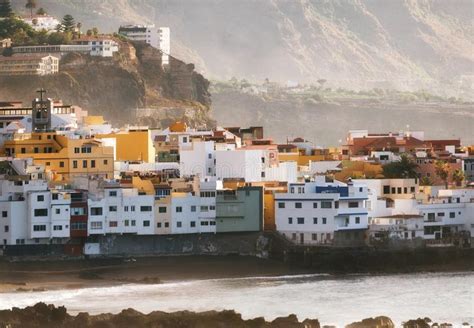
[19,0,473,95]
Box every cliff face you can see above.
[0,40,213,128]
[24,0,474,95]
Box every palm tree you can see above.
[382,154,418,179]
[435,160,450,189]
[25,0,37,18]
[452,169,465,187]
[76,22,82,38]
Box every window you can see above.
[313,202,318,208]
[391,187,396,194]
[53,225,62,231]
[73,160,78,169]
[200,221,209,226]
[312,233,317,241]
[200,206,209,212]
[71,207,85,216]
[34,147,39,153]
[410,187,415,193]
[90,207,103,216]
[397,187,402,194]
[321,201,332,209]
[109,206,117,212]
[288,217,293,224]
[143,220,150,227]
[355,217,360,224]
[176,206,182,213]
[348,202,359,208]
[4,225,8,232]
[109,191,117,197]
[46,162,50,166]
[322,217,327,224]
[297,217,304,224]
[404,187,408,194]
[449,212,455,218]
[109,221,118,227]
[208,153,213,159]
[159,207,167,213]
[191,206,196,212]
[55,208,60,215]
[74,147,80,153]
[1,211,7,218]
[295,202,302,209]
[313,217,318,224]
[261,172,265,178]
[125,220,129,226]
[140,206,152,212]
[334,201,339,209]
[210,205,216,210]
[190,221,196,227]
[164,222,169,228]
[90,222,102,230]
[157,222,162,228]
[52,193,58,200]
[33,225,46,231]
[124,206,129,212]
[37,195,44,202]
[34,209,48,217]
[437,212,445,217]
[177,221,182,228]
[104,159,108,165]
[131,206,135,212]
[383,185,390,194]
[278,202,285,209]
[91,160,96,168]
[131,220,136,226]
[21,147,25,154]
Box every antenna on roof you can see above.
[36,88,46,102]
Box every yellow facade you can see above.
[83,115,105,125]
[3,132,114,181]
[96,129,155,163]
[132,176,155,195]
[279,153,326,166]
[335,160,383,181]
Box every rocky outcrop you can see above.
[346,316,395,328]
[0,303,320,328]
[0,40,213,129]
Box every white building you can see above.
[22,15,61,32]
[118,25,170,65]
[369,214,424,241]
[73,38,119,57]
[180,140,216,178]
[275,177,369,245]
[88,186,155,235]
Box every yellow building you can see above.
[334,160,383,181]
[96,128,155,163]
[3,132,114,181]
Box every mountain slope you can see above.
[18,0,473,94]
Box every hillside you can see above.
[16,0,474,97]
[0,40,214,128]
[211,87,474,146]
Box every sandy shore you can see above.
[0,255,306,293]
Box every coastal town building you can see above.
[118,25,170,65]
[21,15,61,32]
[0,55,59,76]
[275,177,369,246]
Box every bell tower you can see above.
[32,88,52,132]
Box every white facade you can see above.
[180,140,215,178]
[118,25,170,65]
[22,15,61,32]
[370,215,424,240]
[88,188,155,235]
[275,177,369,245]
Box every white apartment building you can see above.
[216,148,297,183]
[180,140,216,178]
[88,187,155,235]
[369,214,424,241]
[275,177,369,245]
[22,15,61,32]
[73,38,119,57]
[118,25,170,65]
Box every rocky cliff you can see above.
[19,0,474,96]
[0,40,214,128]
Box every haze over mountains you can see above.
[15,0,473,95]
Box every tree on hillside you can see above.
[60,14,75,33]
[382,155,419,179]
[0,17,37,44]
[25,0,37,18]
[434,160,450,189]
[0,0,13,18]
[452,169,465,187]
[92,27,98,36]
[420,176,433,186]
[36,7,46,15]
[86,29,92,36]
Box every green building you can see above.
[216,186,263,232]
